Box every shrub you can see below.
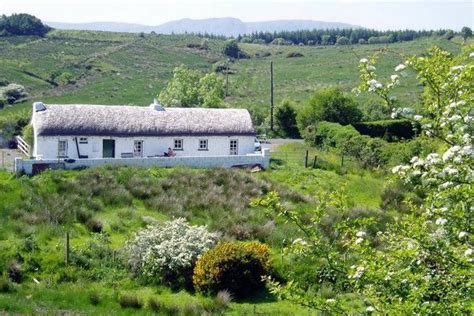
[86,219,103,233]
[352,119,419,141]
[336,36,349,45]
[275,99,300,138]
[119,294,143,309]
[303,121,360,148]
[0,13,51,37]
[8,261,22,283]
[222,39,249,59]
[21,124,34,149]
[297,87,362,132]
[89,291,101,305]
[0,83,27,104]
[148,297,165,312]
[124,218,218,287]
[193,241,271,298]
[0,279,12,293]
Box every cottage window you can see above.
[134,140,143,157]
[230,139,238,155]
[198,139,208,151]
[58,140,68,157]
[174,139,183,150]
[79,137,88,144]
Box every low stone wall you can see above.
[15,149,270,175]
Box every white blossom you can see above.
[435,218,447,225]
[465,249,473,256]
[458,231,468,239]
[367,65,376,71]
[366,306,375,312]
[395,64,406,72]
[326,299,336,303]
[360,58,368,63]
[390,74,399,81]
[356,231,367,237]
[355,238,364,245]
[413,115,423,121]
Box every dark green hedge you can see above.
[352,119,419,142]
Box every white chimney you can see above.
[33,101,46,112]
[149,98,164,111]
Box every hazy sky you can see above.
[1,0,473,30]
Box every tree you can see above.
[336,36,350,45]
[223,39,240,58]
[0,14,50,37]
[274,99,300,138]
[158,65,200,107]
[297,87,362,132]
[461,26,472,41]
[198,73,225,108]
[159,65,225,107]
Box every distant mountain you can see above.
[46,18,361,36]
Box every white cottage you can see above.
[31,101,259,160]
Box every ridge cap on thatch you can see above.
[33,103,256,137]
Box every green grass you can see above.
[0,31,465,129]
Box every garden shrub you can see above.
[0,279,12,293]
[124,218,218,288]
[303,121,360,148]
[0,83,27,104]
[352,119,419,141]
[193,241,271,298]
[86,218,103,233]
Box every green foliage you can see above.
[336,36,350,45]
[352,119,419,141]
[297,87,362,133]
[223,39,240,58]
[158,65,225,107]
[303,121,360,148]
[21,124,33,148]
[275,99,300,138]
[198,72,225,107]
[119,294,143,309]
[460,26,472,40]
[193,241,271,298]
[0,83,27,104]
[0,14,50,37]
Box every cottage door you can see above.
[103,139,115,158]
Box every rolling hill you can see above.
[47,17,360,36]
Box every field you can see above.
[0,30,463,129]
[0,140,387,314]
[0,29,470,314]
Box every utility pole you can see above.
[225,58,229,97]
[270,61,274,131]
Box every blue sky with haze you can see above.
[2,0,472,30]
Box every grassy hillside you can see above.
[0,30,463,129]
[0,142,388,314]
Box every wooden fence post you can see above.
[304,150,309,168]
[65,232,70,266]
[312,155,317,168]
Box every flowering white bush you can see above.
[124,218,219,283]
[351,46,473,313]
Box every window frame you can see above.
[173,139,183,151]
[198,139,208,151]
[133,140,144,157]
[229,139,238,155]
[79,137,88,144]
[58,139,68,157]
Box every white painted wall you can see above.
[35,135,256,159]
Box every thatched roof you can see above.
[33,104,255,137]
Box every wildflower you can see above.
[390,74,399,81]
[292,238,308,246]
[367,65,376,71]
[435,218,447,225]
[355,238,364,245]
[360,58,368,63]
[413,115,423,121]
[356,231,366,237]
[439,182,453,190]
[366,306,375,312]
[450,65,464,71]
[465,249,473,256]
[395,64,406,72]
[458,231,468,239]
[326,299,336,303]
[470,52,474,58]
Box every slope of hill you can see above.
[47,17,360,36]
